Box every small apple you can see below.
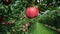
[25,23,29,27]
[2,21,6,25]
[22,25,26,28]
[22,29,26,32]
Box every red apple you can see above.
[2,21,6,25]
[3,0,12,5]
[0,16,3,20]
[26,6,39,18]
